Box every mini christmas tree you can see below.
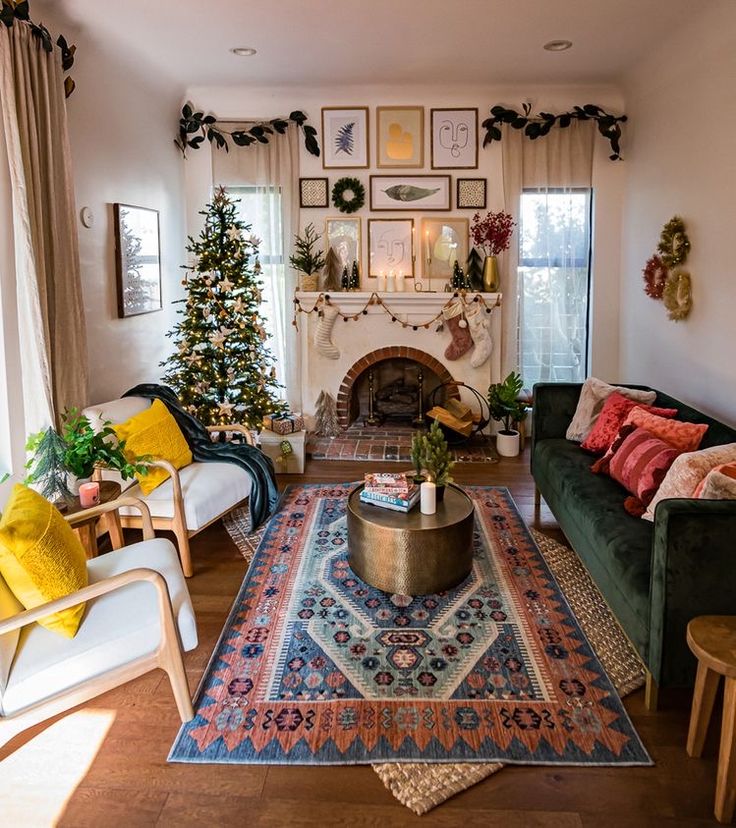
[421,419,454,486]
[322,247,342,292]
[161,188,287,428]
[24,427,72,502]
[350,260,360,290]
[314,391,341,436]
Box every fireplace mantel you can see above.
[295,291,502,318]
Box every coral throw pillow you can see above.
[606,427,682,516]
[623,407,708,453]
[581,392,677,456]
[566,378,657,443]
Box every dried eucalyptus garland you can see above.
[331,177,365,214]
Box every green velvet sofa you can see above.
[531,382,736,694]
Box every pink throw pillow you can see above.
[623,407,708,453]
[581,392,677,456]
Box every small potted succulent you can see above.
[289,223,326,291]
[488,372,528,458]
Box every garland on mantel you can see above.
[175,103,320,157]
[482,103,627,160]
[1,0,76,96]
[292,291,501,332]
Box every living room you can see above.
[1,0,735,825]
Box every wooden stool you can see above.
[62,481,124,559]
[687,616,736,823]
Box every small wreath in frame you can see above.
[332,177,365,214]
[642,254,668,299]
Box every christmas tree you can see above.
[161,188,287,428]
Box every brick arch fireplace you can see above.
[336,346,458,429]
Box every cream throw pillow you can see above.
[643,442,736,521]
[699,468,736,500]
[566,378,657,443]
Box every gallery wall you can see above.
[620,0,736,424]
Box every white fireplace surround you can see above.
[295,291,502,429]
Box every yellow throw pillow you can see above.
[0,484,88,638]
[113,399,192,495]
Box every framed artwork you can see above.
[368,219,415,277]
[430,108,478,169]
[456,177,487,209]
[113,203,162,318]
[299,178,329,208]
[325,217,361,272]
[376,106,424,168]
[369,175,451,211]
[421,217,469,280]
[321,107,369,169]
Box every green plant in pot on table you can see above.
[290,223,326,292]
[419,420,454,501]
[488,371,528,458]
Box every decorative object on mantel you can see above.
[470,210,516,292]
[174,104,319,157]
[657,215,691,268]
[482,103,627,161]
[488,371,527,457]
[289,223,326,292]
[350,261,360,290]
[422,217,469,281]
[314,391,341,437]
[441,299,473,361]
[314,300,340,359]
[321,247,342,292]
[299,177,329,208]
[642,254,668,300]
[340,266,349,291]
[160,188,286,427]
[466,247,484,291]
[456,177,487,210]
[331,176,365,214]
[1,0,77,97]
[663,270,693,321]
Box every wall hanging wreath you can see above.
[657,216,690,268]
[663,271,692,321]
[331,177,365,214]
[642,254,668,299]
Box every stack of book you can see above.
[360,472,420,513]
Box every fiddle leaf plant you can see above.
[488,371,527,434]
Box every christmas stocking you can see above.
[314,303,340,359]
[442,300,473,361]
[466,303,493,368]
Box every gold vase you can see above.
[482,256,500,292]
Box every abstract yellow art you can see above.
[377,107,424,168]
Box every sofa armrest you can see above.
[531,383,583,472]
[649,498,736,686]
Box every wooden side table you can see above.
[686,616,736,823]
[63,481,124,559]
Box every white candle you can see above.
[425,230,430,261]
[420,481,436,515]
[386,272,395,292]
[396,271,404,291]
[377,271,386,292]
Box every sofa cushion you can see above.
[0,574,23,694]
[117,461,252,530]
[2,538,197,716]
[698,466,736,500]
[581,392,677,455]
[566,377,657,442]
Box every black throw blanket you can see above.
[122,383,279,529]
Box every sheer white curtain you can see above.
[501,120,595,382]
[212,126,301,411]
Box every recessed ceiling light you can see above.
[231,47,257,57]
[543,40,573,52]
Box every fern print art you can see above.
[334,122,355,156]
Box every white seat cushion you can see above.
[0,575,23,694]
[82,397,151,433]
[118,461,252,530]
[1,538,197,716]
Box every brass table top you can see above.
[346,483,475,595]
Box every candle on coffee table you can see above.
[420,481,436,515]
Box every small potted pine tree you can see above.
[488,372,528,457]
[420,420,454,501]
[290,223,326,291]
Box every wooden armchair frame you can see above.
[0,497,194,748]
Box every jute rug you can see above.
[218,488,647,812]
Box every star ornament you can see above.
[219,276,235,292]
[227,226,241,241]
[217,401,235,417]
[209,325,234,349]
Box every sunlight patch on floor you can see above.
[0,709,116,828]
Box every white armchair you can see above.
[0,497,197,749]
[83,397,256,577]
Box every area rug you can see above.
[171,484,650,770]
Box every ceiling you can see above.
[37,0,701,90]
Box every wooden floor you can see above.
[1,452,725,826]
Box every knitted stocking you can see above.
[314,303,340,359]
[442,300,473,361]
[466,303,493,368]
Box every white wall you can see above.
[65,33,187,404]
[185,82,626,380]
[620,1,736,425]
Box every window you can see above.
[517,189,592,386]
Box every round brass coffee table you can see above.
[346,483,475,595]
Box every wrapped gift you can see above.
[262,412,305,435]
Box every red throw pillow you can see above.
[605,425,682,516]
[581,391,677,456]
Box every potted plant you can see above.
[289,223,326,291]
[420,420,454,501]
[488,372,528,458]
[470,210,516,292]
[25,409,149,502]
[410,431,426,484]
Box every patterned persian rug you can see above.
[171,484,650,773]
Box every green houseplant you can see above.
[289,223,326,291]
[420,420,454,500]
[488,372,527,457]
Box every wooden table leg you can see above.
[716,677,736,823]
[688,660,721,757]
[103,509,125,550]
[74,522,98,559]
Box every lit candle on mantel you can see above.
[387,270,395,292]
[396,270,404,291]
[420,479,436,515]
[377,270,386,292]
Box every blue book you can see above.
[360,489,420,512]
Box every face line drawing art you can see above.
[374,225,409,268]
[438,118,469,159]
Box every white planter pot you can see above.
[496,430,520,458]
[66,474,91,496]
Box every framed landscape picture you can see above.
[113,203,162,318]
[376,106,424,168]
[421,217,469,280]
[369,175,451,211]
[368,218,415,277]
[325,217,361,273]
[321,107,369,169]
[430,108,478,169]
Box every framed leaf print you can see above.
[430,108,478,169]
[322,107,369,169]
[113,203,162,318]
[369,175,451,211]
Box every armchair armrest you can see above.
[206,424,255,446]
[65,496,155,540]
[0,567,172,638]
[530,383,583,473]
[649,497,736,686]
